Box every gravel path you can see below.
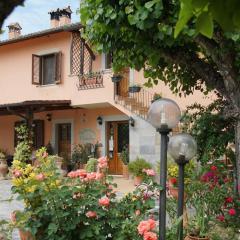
[0,180,24,240]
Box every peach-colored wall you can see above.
[133,69,215,110]
[0,32,115,107]
[0,107,124,155]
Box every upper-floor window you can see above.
[32,52,62,85]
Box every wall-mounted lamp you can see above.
[46,113,52,122]
[97,116,103,125]
[129,117,135,127]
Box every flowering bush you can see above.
[11,148,158,240]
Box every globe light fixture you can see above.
[148,98,181,130]
[168,133,197,240]
[147,98,181,240]
[168,133,197,164]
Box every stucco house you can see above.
[0,7,214,175]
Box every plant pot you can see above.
[55,156,67,177]
[122,164,129,179]
[0,158,8,180]
[184,235,209,240]
[134,176,143,186]
[129,86,141,93]
[19,229,35,240]
[169,186,179,198]
[111,75,123,83]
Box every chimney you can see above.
[48,9,60,28]
[7,22,22,39]
[59,6,72,26]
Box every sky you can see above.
[1,0,80,40]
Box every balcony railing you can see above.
[77,71,104,90]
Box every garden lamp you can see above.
[148,98,181,240]
[168,133,197,240]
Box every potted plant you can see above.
[119,145,129,179]
[129,83,142,93]
[128,157,152,185]
[151,93,162,103]
[111,73,123,83]
[0,152,8,180]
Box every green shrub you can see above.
[128,157,152,177]
[85,158,98,172]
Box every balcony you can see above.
[77,71,104,90]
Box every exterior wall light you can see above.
[147,98,181,240]
[97,116,103,125]
[168,133,197,240]
[129,117,135,127]
[46,113,52,122]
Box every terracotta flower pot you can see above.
[19,229,35,240]
[122,164,129,179]
[169,186,179,198]
[0,158,8,180]
[134,176,143,186]
[185,235,209,240]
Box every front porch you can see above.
[0,101,132,175]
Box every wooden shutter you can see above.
[55,52,62,84]
[32,54,42,85]
[33,120,44,149]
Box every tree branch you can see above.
[0,0,25,30]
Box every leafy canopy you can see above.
[175,0,240,38]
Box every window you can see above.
[105,53,113,69]
[32,52,62,85]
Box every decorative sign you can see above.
[79,128,96,144]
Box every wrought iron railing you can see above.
[114,74,155,119]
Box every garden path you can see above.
[0,179,23,240]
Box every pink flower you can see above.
[36,173,45,181]
[147,219,156,229]
[86,172,96,181]
[210,165,217,171]
[143,169,155,176]
[228,208,236,216]
[143,231,157,240]
[97,156,108,169]
[137,219,156,235]
[216,215,225,222]
[13,170,22,178]
[96,172,104,180]
[98,197,110,207]
[10,212,17,223]
[76,169,87,178]
[68,171,77,178]
[86,211,97,218]
[135,210,141,216]
[42,151,48,158]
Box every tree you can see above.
[80,0,240,194]
[175,0,240,38]
[0,0,25,30]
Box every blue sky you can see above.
[1,0,80,40]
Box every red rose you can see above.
[210,165,217,171]
[228,208,236,216]
[225,197,233,203]
[216,215,225,222]
[170,178,177,185]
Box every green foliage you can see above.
[0,220,12,240]
[182,98,235,165]
[119,145,129,165]
[128,157,152,177]
[11,149,157,240]
[14,124,32,163]
[176,0,240,38]
[85,158,98,172]
[71,144,92,168]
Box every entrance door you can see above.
[57,123,71,160]
[107,121,129,174]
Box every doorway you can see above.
[107,121,129,175]
[57,123,71,160]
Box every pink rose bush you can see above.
[137,219,157,240]
[11,148,158,239]
[143,169,156,177]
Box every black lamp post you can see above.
[148,98,181,240]
[168,133,197,240]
